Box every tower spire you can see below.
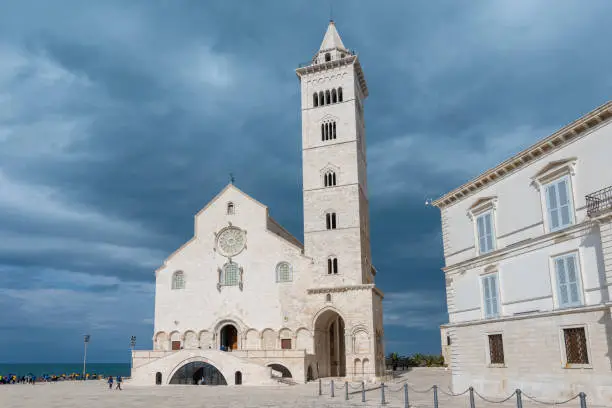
[319,20,346,52]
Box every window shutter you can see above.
[557,179,572,227]
[489,275,498,316]
[483,276,492,317]
[565,255,580,305]
[556,257,569,307]
[477,216,486,253]
[484,213,494,252]
[546,183,560,230]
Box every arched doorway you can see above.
[169,361,227,385]
[220,324,238,351]
[314,309,346,377]
[235,371,242,385]
[307,365,314,381]
[155,372,162,385]
[268,363,292,378]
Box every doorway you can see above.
[220,324,238,351]
[314,309,346,377]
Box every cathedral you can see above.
[130,21,385,386]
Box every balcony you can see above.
[586,185,612,217]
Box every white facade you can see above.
[130,21,385,387]
[433,102,612,405]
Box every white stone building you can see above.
[130,21,385,386]
[433,102,612,405]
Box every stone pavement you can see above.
[0,368,601,408]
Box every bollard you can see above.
[362,381,366,403]
[381,382,386,405]
[433,385,439,408]
[318,379,322,396]
[515,389,522,408]
[345,381,349,400]
[579,392,587,408]
[403,383,410,408]
[469,387,476,408]
[331,379,334,398]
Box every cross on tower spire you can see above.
[229,173,235,185]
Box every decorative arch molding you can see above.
[350,325,369,336]
[319,163,340,176]
[319,113,340,123]
[211,316,247,335]
[278,327,293,339]
[311,305,347,330]
[183,330,198,349]
[166,356,229,385]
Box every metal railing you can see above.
[586,185,612,217]
[316,379,588,408]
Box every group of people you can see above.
[107,375,123,390]
[0,375,37,384]
[0,373,115,385]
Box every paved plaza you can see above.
[0,368,601,408]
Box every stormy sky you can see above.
[1,0,611,362]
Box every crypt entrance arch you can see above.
[168,361,227,385]
[314,308,346,377]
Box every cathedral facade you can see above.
[130,21,385,386]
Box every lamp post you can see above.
[82,334,90,381]
[130,336,136,372]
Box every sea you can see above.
[0,363,131,378]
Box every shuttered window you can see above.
[545,176,574,232]
[554,253,582,308]
[482,274,500,319]
[476,212,495,254]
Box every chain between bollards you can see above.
[331,379,334,398]
[433,385,439,408]
[469,386,476,408]
[381,382,386,405]
[403,383,410,408]
[318,379,322,396]
[345,381,348,400]
[516,389,522,408]
[362,381,366,403]
[579,392,587,408]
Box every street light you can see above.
[83,334,90,381]
[130,336,136,373]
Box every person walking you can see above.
[107,376,113,390]
[115,375,122,390]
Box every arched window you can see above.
[326,294,332,302]
[324,123,329,140]
[276,262,292,282]
[332,122,337,139]
[327,257,338,274]
[331,89,337,103]
[325,52,331,62]
[338,87,343,102]
[319,91,324,105]
[313,93,319,107]
[325,90,331,105]
[324,171,336,187]
[172,271,185,290]
[222,262,239,286]
[227,202,235,215]
[326,212,337,230]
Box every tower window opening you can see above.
[327,257,338,274]
[313,93,319,107]
[321,124,325,141]
[324,171,336,187]
[319,91,324,106]
[326,212,337,230]
[332,122,337,139]
[331,89,337,104]
[227,202,235,215]
[338,87,343,102]
[325,90,331,105]
[325,52,331,62]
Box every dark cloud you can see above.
[1,0,612,361]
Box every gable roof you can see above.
[432,101,612,209]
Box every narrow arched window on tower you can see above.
[326,212,337,230]
[332,122,337,139]
[321,123,325,141]
[313,93,319,107]
[327,257,338,274]
[325,90,331,105]
[324,171,336,187]
[325,52,331,62]
[338,87,343,102]
[319,91,324,106]
[324,123,329,140]
[331,89,337,103]
[227,202,235,215]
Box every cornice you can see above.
[296,55,369,99]
[307,283,383,298]
[432,101,612,209]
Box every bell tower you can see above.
[296,21,373,287]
